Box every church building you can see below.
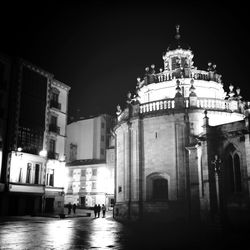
[113,26,250,225]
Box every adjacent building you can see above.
[113,26,250,225]
[65,114,115,208]
[0,55,70,215]
[0,54,11,194]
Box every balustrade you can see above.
[117,97,241,123]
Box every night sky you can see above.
[1,1,250,120]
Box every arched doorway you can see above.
[146,173,169,201]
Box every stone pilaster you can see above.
[186,144,201,223]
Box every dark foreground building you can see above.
[113,26,250,227]
[0,54,70,215]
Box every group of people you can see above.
[93,204,106,218]
[66,202,107,218]
[67,203,77,215]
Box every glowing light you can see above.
[39,150,47,157]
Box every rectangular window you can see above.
[101,122,105,128]
[101,135,104,141]
[49,139,56,152]
[118,186,122,193]
[51,116,57,126]
[69,170,73,177]
[92,182,96,189]
[69,143,77,161]
[49,170,54,186]
[92,169,97,176]
[46,169,54,186]
[34,164,40,184]
[81,169,86,176]
[52,92,59,102]
[18,168,23,182]
[101,148,104,155]
[26,163,32,183]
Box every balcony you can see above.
[47,151,59,160]
[144,69,222,85]
[50,100,61,110]
[117,97,248,124]
[49,124,60,134]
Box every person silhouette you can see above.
[73,203,76,214]
[94,204,98,218]
[68,203,72,215]
[102,204,106,218]
[97,204,101,218]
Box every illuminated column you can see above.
[186,144,202,222]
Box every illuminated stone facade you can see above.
[65,114,115,208]
[114,27,250,225]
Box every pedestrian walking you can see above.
[68,202,72,215]
[73,203,77,214]
[102,204,106,218]
[97,204,101,218]
[94,204,98,218]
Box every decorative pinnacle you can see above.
[175,24,181,40]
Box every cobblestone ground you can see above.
[0,210,250,249]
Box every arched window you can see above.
[225,150,242,194]
[152,178,168,201]
[226,155,234,194]
[234,154,242,192]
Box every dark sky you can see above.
[1,1,250,119]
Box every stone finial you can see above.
[145,67,149,72]
[150,64,155,74]
[236,87,240,95]
[229,84,234,92]
[189,79,196,97]
[137,77,141,83]
[203,109,209,127]
[175,24,181,40]
[116,104,122,116]
[228,84,235,99]
[159,68,163,73]
[176,79,181,92]
[207,62,212,71]
[236,87,242,100]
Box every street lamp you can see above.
[39,150,47,157]
[211,155,222,214]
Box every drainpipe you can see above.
[127,119,132,220]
